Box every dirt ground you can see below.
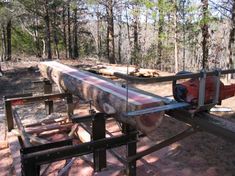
[0,59,235,176]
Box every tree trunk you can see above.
[62,4,68,59]
[42,39,46,58]
[132,10,140,65]
[182,0,186,70]
[34,0,42,58]
[125,3,131,62]
[174,0,178,73]
[97,17,101,58]
[1,26,6,61]
[67,1,72,59]
[96,6,101,59]
[157,0,164,70]
[106,0,115,64]
[34,16,42,57]
[118,14,122,63]
[228,0,235,78]
[201,0,209,69]
[6,20,12,61]
[44,0,52,60]
[53,7,60,60]
[143,11,148,56]
[0,29,3,61]
[73,7,79,58]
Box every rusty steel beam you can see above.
[5,93,70,106]
[166,110,235,143]
[114,69,235,84]
[13,110,32,148]
[127,127,196,162]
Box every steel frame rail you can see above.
[114,69,235,84]
[4,92,73,131]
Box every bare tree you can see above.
[201,0,209,69]
[106,0,115,64]
[174,0,178,73]
[44,0,52,60]
[1,26,6,61]
[73,5,79,58]
[62,3,68,58]
[118,12,122,63]
[67,0,72,58]
[52,4,60,60]
[157,0,164,70]
[228,0,235,74]
[96,5,102,58]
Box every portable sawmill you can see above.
[5,62,234,176]
[38,62,235,143]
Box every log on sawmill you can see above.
[38,61,164,138]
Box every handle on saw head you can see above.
[173,71,192,102]
[220,84,235,100]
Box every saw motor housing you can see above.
[173,71,235,110]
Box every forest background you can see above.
[0,0,235,73]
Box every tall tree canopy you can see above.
[0,0,234,72]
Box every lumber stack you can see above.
[84,65,160,78]
[38,61,164,137]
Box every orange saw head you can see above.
[173,75,235,105]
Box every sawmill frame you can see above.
[4,91,196,176]
[4,90,139,176]
[3,78,235,176]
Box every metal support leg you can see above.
[43,80,53,115]
[92,113,106,172]
[21,151,40,176]
[67,94,74,118]
[43,80,52,94]
[21,160,40,176]
[4,98,13,131]
[45,100,53,115]
[213,69,221,104]
[123,124,137,176]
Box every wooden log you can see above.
[68,124,79,137]
[28,134,50,145]
[25,122,73,134]
[38,61,164,138]
[85,65,160,78]
[24,115,67,128]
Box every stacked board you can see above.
[38,61,164,137]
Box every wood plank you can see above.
[38,61,164,137]
[25,122,73,134]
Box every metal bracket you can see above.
[213,69,221,105]
[43,80,53,115]
[92,113,106,171]
[198,69,206,109]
